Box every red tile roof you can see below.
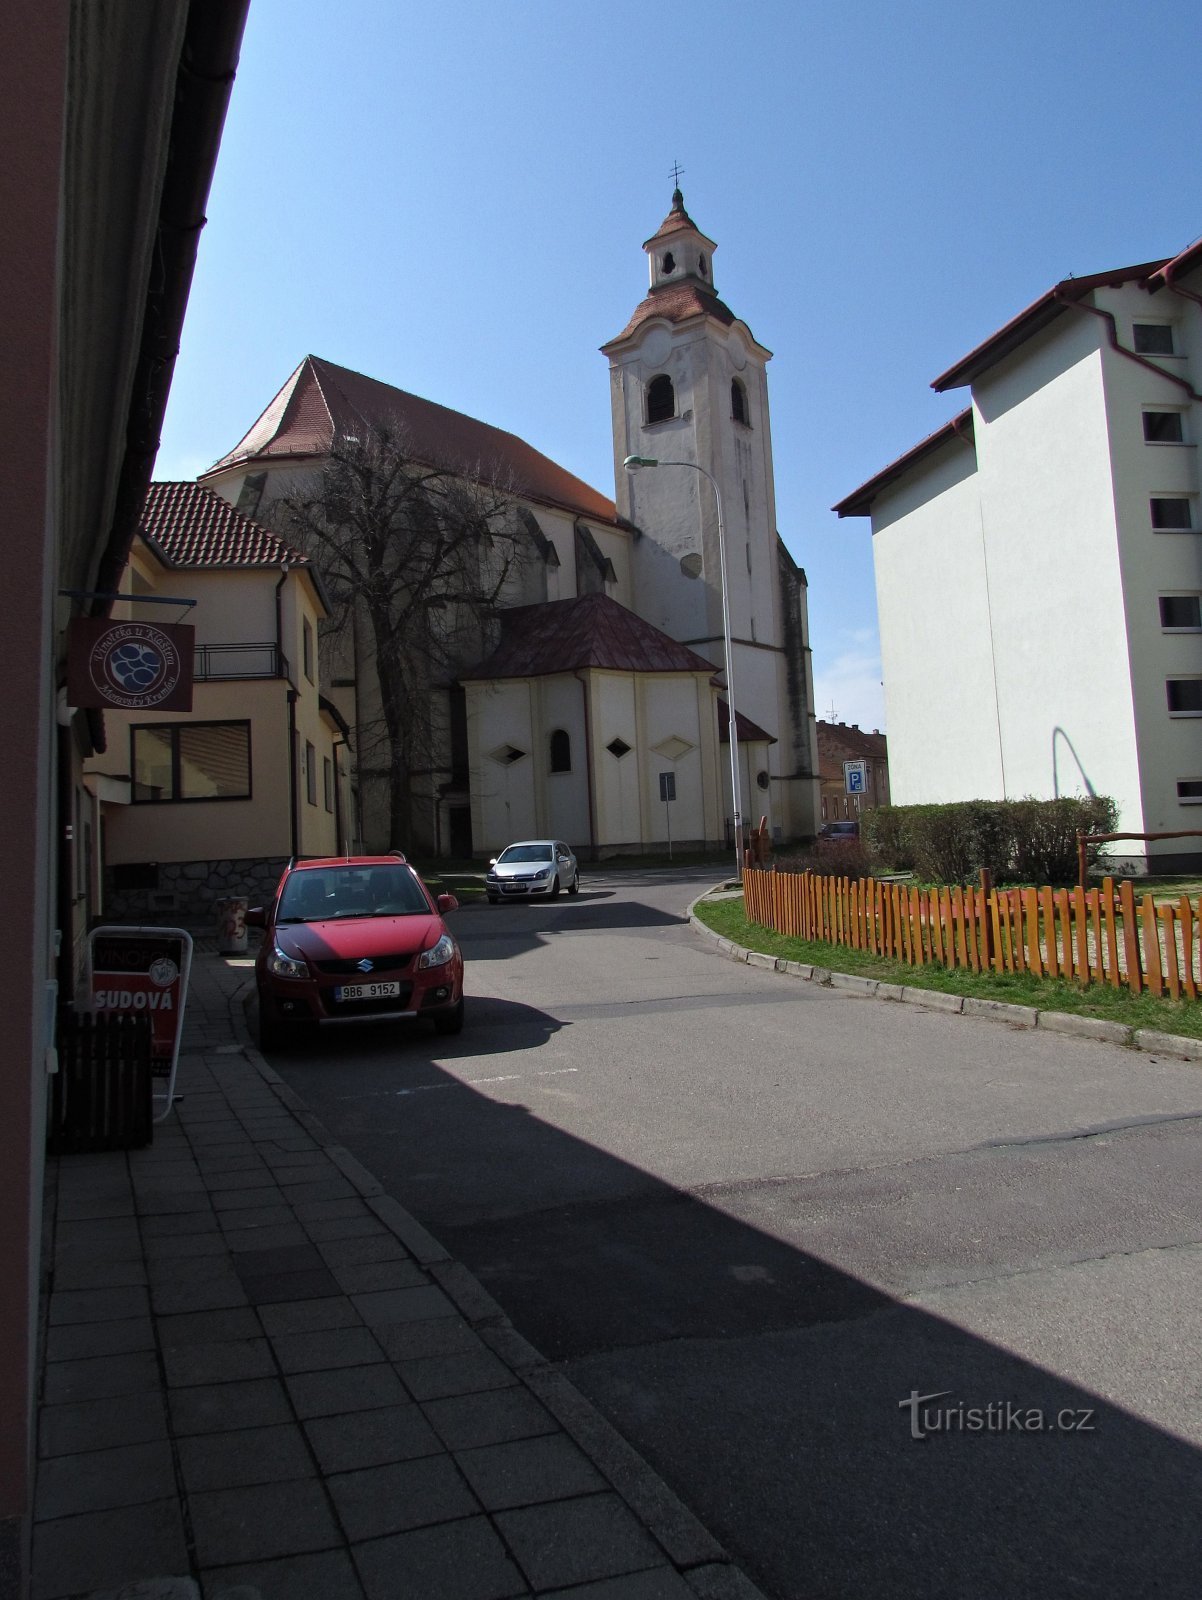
[140,481,309,568]
[717,698,776,744]
[833,410,974,518]
[201,356,621,528]
[603,281,740,349]
[461,593,721,680]
[642,189,716,250]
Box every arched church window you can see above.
[662,251,675,274]
[549,729,571,774]
[697,254,708,277]
[731,378,749,426]
[646,374,675,424]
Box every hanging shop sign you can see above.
[67,619,195,712]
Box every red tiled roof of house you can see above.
[461,593,721,681]
[201,356,621,528]
[603,281,739,349]
[140,481,308,568]
[717,698,776,744]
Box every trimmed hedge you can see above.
[859,796,1119,886]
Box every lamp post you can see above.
[623,454,744,877]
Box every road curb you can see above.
[688,894,1202,1064]
[225,961,768,1596]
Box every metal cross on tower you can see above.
[670,160,685,190]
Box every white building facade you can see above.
[836,244,1202,871]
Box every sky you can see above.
[158,0,1202,734]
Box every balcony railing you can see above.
[193,643,287,681]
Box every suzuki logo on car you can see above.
[356,959,374,973]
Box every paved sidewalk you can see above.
[35,948,763,1600]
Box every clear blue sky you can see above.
[158,0,1202,733]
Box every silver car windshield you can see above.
[498,845,554,863]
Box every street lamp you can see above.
[623,454,744,877]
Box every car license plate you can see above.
[335,981,400,1001]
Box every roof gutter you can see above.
[92,0,250,612]
[1051,288,1202,404]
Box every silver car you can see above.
[486,840,579,903]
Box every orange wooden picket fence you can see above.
[742,869,1202,1001]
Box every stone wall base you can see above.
[102,857,289,928]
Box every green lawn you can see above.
[693,893,1202,1041]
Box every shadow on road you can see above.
[271,1011,1202,1600]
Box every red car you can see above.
[247,854,464,1051]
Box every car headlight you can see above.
[417,933,456,970]
[486,870,499,880]
[267,945,308,980]
[538,865,555,877]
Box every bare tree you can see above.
[273,420,534,852]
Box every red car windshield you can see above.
[277,865,430,922]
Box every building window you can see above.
[131,721,251,803]
[731,379,749,426]
[1143,411,1185,444]
[606,737,631,759]
[323,756,334,812]
[1151,497,1193,530]
[1133,323,1175,355]
[305,741,317,804]
[1166,679,1202,716]
[303,618,314,682]
[1178,780,1202,803]
[488,744,526,766]
[235,471,267,518]
[1160,594,1202,631]
[662,251,675,274]
[646,374,675,424]
[697,254,708,278]
[549,729,571,773]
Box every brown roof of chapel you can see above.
[202,356,621,528]
[461,593,721,681]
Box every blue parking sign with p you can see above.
[844,761,867,795]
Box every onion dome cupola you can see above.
[644,188,719,293]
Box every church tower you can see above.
[602,188,818,840]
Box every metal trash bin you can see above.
[216,896,249,955]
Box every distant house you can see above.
[85,482,350,922]
[815,721,890,823]
[835,239,1202,872]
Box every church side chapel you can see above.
[200,188,820,857]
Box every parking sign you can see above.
[844,760,868,795]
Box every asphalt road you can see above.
[266,866,1202,1599]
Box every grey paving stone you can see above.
[163,1337,277,1388]
[158,1308,263,1348]
[237,1267,342,1305]
[223,1223,313,1253]
[256,1297,359,1337]
[169,1377,295,1436]
[144,1232,230,1262]
[304,1403,443,1474]
[316,1233,409,1269]
[542,1574,694,1600]
[422,1388,559,1451]
[50,1257,148,1291]
[291,1198,365,1223]
[218,1204,296,1232]
[230,1243,326,1276]
[269,1326,384,1374]
[190,1479,341,1567]
[142,1211,221,1240]
[374,1316,484,1364]
[275,1160,341,1186]
[398,1350,519,1402]
[204,1167,280,1192]
[328,1454,478,1541]
[31,1499,187,1599]
[455,1434,606,1511]
[304,1215,388,1243]
[34,1440,174,1519]
[151,1273,248,1316]
[202,1547,366,1600]
[42,1350,161,1405]
[277,1178,358,1206]
[263,1150,330,1170]
[331,1259,429,1295]
[136,1190,217,1217]
[496,1495,664,1591]
[56,1196,135,1222]
[351,1285,455,1328]
[202,1154,272,1176]
[352,1515,526,1600]
[286,1364,409,1420]
[211,1187,287,1213]
[45,1316,155,1363]
[178,1422,316,1493]
[49,1286,150,1326]
[39,1392,168,1458]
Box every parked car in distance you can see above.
[819,820,860,842]
[486,840,579,903]
[247,854,463,1051]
